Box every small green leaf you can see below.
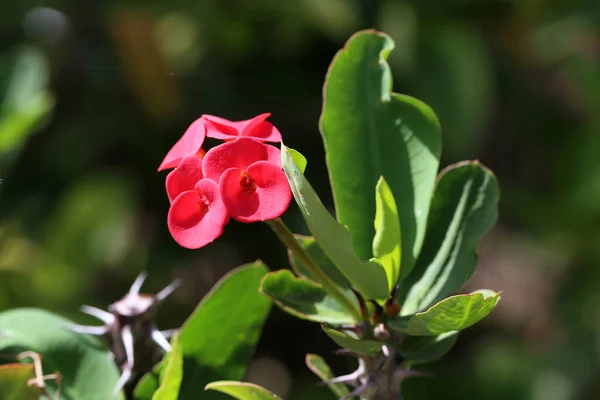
[205,381,283,400]
[281,145,389,300]
[400,332,458,365]
[135,262,271,400]
[288,235,349,288]
[322,327,383,356]
[373,177,402,290]
[401,161,499,315]
[260,270,355,325]
[0,308,122,400]
[320,30,441,270]
[0,364,38,400]
[152,333,183,400]
[405,291,501,336]
[287,147,307,174]
[305,354,350,398]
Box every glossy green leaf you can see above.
[205,381,283,400]
[320,30,441,271]
[0,364,38,400]
[305,354,350,398]
[322,327,383,356]
[260,270,355,325]
[152,333,183,400]
[281,145,389,300]
[405,291,501,336]
[288,235,349,288]
[288,147,307,174]
[0,308,122,400]
[399,332,458,365]
[373,177,402,290]
[401,161,499,315]
[135,262,271,400]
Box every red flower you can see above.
[165,155,203,203]
[203,137,291,222]
[167,179,229,249]
[204,113,281,143]
[158,118,206,171]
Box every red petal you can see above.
[158,118,206,171]
[242,115,281,142]
[165,155,204,203]
[204,113,279,142]
[203,137,281,182]
[220,161,292,223]
[167,179,229,249]
[203,115,241,140]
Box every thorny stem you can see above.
[267,218,363,322]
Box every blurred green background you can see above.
[1,0,600,399]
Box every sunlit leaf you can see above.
[288,235,349,288]
[320,30,441,273]
[282,145,389,300]
[401,162,499,315]
[135,262,271,400]
[260,270,355,325]
[205,381,283,400]
[395,291,500,336]
[152,333,183,400]
[373,176,402,290]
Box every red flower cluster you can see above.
[158,114,292,249]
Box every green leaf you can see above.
[0,308,122,400]
[288,147,307,174]
[400,161,499,315]
[320,29,441,272]
[205,381,283,400]
[305,354,350,398]
[399,332,458,365]
[404,291,501,336]
[260,270,355,325]
[0,47,54,159]
[135,262,271,400]
[322,326,383,356]
[281,145,389,300]
[288,235,349,288]
[0,364,38,400]
[152,333,183,400]
[373,177,402,290]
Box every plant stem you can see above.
[267,218,363,322]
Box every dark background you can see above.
[1,1,600,399]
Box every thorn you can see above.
[121,325,135,366]
[320,362,365,386]
[382,344,391,358]
[151,328,172,352]
[129,271,148,295]
[81,305,115,324]
[349,287,367,319]
[160,329,176,339]
[155,279,181,302]
[340,376,376,400]
[110,363,132,400]
[66,324,108,336]
[394,368,432,380]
